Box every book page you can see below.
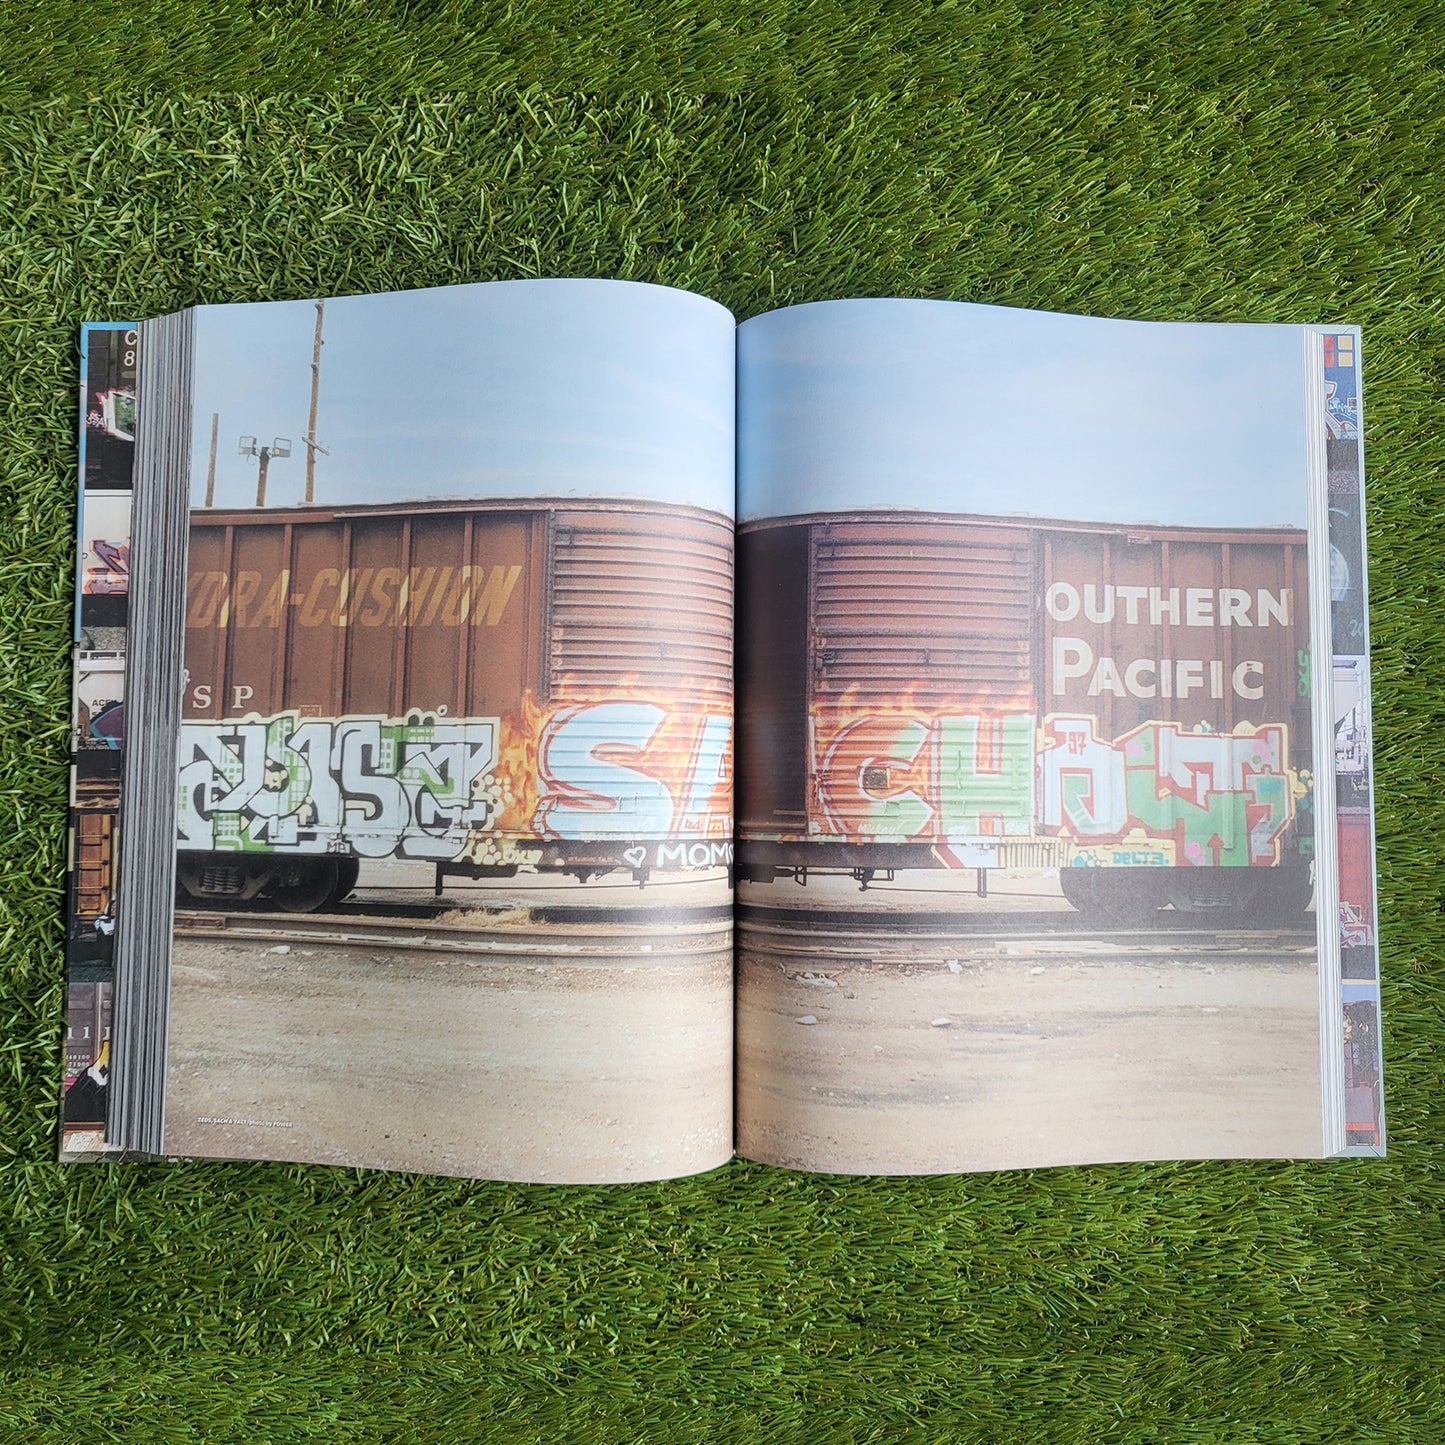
[735,299,1331,1173]
[159,280,735,1182]
[1320,329,1384,1155]
[59,322,138,1159]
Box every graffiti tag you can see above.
[815,712,1033,840]
[1041,716,1294,865]
[534,700,731,841]
[178,714,498,858]
[83,539,130,595]
[179,697,734,863]
[808,709,1299,866]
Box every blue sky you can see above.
[737,300,1312,527]
[188,280,736,516]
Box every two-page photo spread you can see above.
[60,281,1383,1179]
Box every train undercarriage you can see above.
[736,842,1312,923]
[175,837,738,911]
[176,854,363,913]
[177,845,1311,923]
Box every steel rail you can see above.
[174,910,732,959]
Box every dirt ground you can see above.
[164,935,732,1183]
[737,939,1324,1173]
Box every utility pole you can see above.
[204,412,219,507]
[239,435,291,508]
[303,299,327,503]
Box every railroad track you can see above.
[175,906,1312,965]
[738,916,1315,963]
[338,890,734,924]
[210,896,734,927]
[739,902,1318,938]
[175,909,732,960]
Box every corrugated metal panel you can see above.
[184,506,546,721]
[810,521,1034,705]
[186,501,733,720]
[549,509,733,694]
[180,500,734,860]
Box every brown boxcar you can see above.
[70,778,118,920]
[738,511,1313,919]
[66,773,119,960]
[178,498,733,908]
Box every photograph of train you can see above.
[733,298,1332,1173]
[178,497,734,908]
[158,279,738,1182]
[739,511,1312,919]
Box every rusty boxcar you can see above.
[178,498,733,909]
[738,511,1313,920]
[67,774,119,957]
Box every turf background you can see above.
[1,31,1443,1445]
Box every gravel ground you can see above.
[164,932,733,1182]
[737,937,1324,1173]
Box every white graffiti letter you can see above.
[538,702,673,839]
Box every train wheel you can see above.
[327,858,361,906]
[271,860,340,913]
[1058,868,1100,915]
[1165,873,1251,913]
[1059,868,1165,925]
[1242,868,1313,922]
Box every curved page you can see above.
[160,280,735,1182]
[736,299,1333,1174]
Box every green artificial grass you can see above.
[2,49,1444,1445]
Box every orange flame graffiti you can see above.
[811,684,1033,755]
[489,677,733,841]
[492,690,550,835]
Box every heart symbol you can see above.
[622,846,647,868]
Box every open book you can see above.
[63,282,1383,1180]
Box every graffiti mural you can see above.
[1322,332,1360,441]
[178,714,500,859]
[74,655,126,753]
[488,688,732,853]
[814,710,1033,839]
[80,492,133,596]
[799,707,1301,866]
[83,538,130,595]
[531,699,732,841]
[88,388,137,441]
[179,694,734,863]
[1039,716,1296,866]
